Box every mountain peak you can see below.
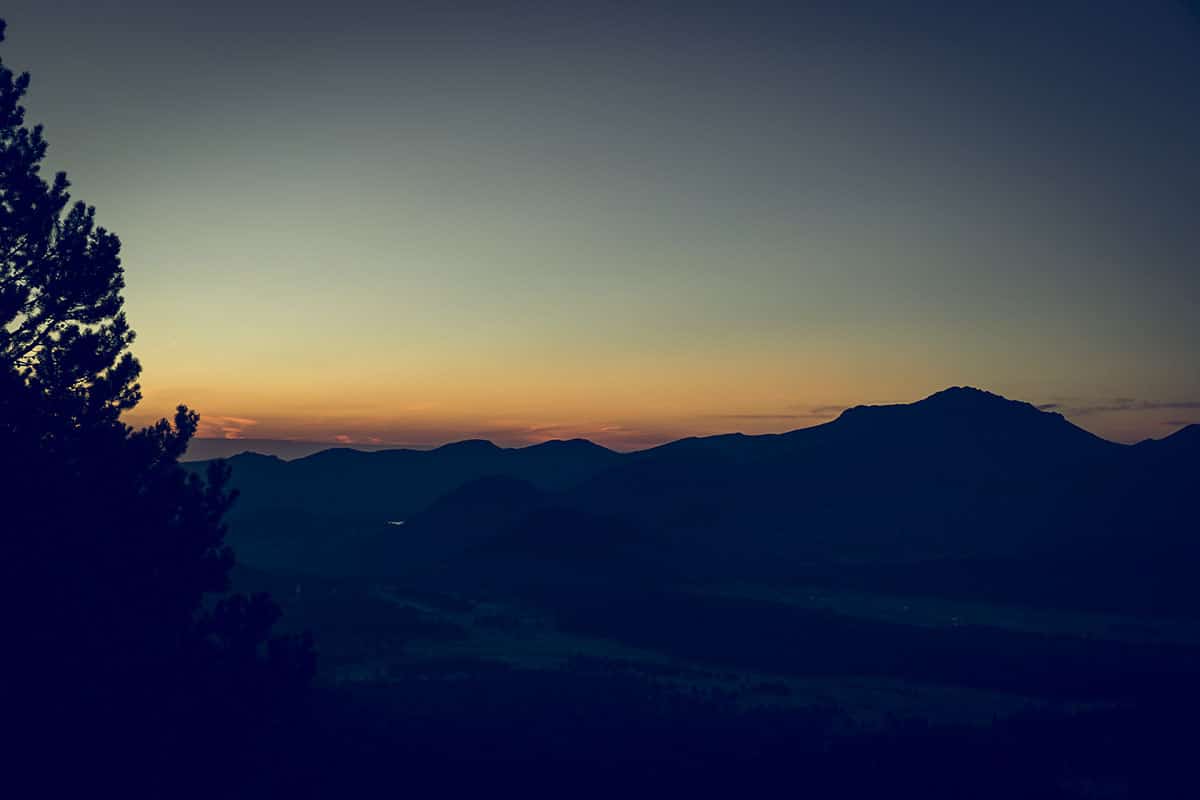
[837,386,1038,422]
[432,439,503,454]
[828,387,1111,450]
[225,451,286,465]
[1150,423,1200,449]
[524,438,612,454]
[916,386,1028,410]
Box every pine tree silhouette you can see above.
[0,19,313,795]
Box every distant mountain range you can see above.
[183,438,403,462]
[196,437,621,520]
[187,388,1198,614]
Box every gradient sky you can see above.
[4,1,1199,448]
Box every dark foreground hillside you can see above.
[273,674,1199,798]
[231,565,1200,798]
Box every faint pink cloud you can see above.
[196,415,258,440]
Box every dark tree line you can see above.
[0,19,312,795]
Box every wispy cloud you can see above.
[713,404,846,422]
[807,404,849,416]
[1052,399,1200,417]
[196,415,258,440]
[710,413,821,421]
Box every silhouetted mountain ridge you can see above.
[189,388,1196,603]
[193,437,622,522]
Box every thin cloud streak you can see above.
[1049,399,1200,417]
[710,413,826,421]
[195,415,258,440]
[713,404,849,422]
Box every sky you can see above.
[3,0,1199,449]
